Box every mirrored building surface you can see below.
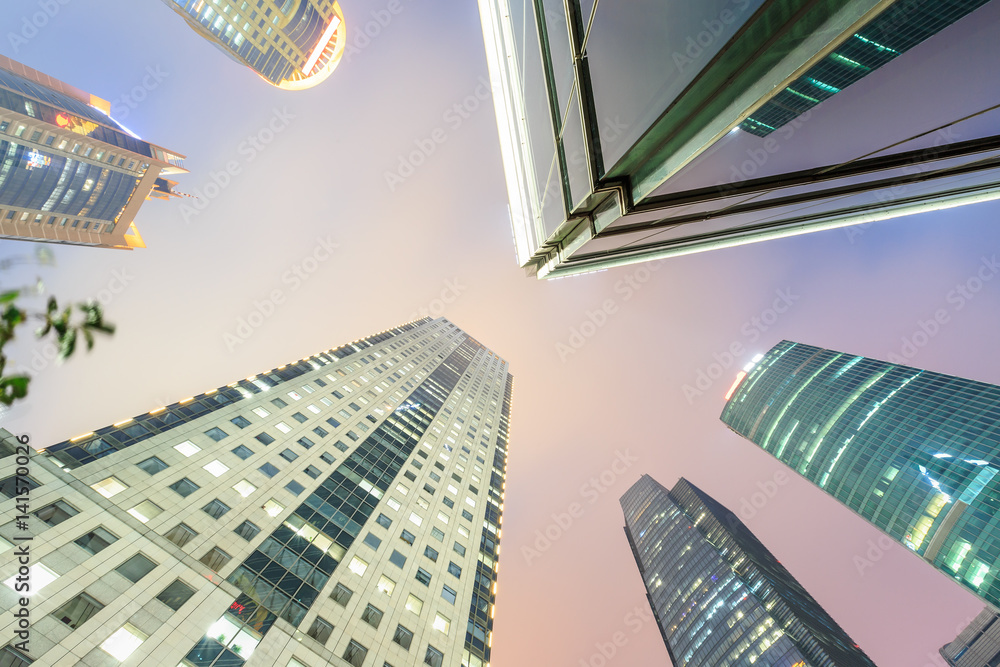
[722,340,1000,608]
[477,0,1000,278]
[621,474,875,666]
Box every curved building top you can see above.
[163,0,346,90]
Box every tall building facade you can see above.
[0,55,186,250]
[0,317,511,667]
[161,0,347,90]
[942,608,1000,666]
[477,0,1000,278]
[721,340,1000,608]
[621,475,875,666]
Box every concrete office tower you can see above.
[161,0,347,90]
[0,56,186,250]
[721,340,1000,608]
[621,475,875,666]
[476,0,998,278]
[0,317,511,667]
[942,608,1000,666]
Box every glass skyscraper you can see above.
[0,55,186,250]
[161,0,347,90]
[721,340,1000,608]
[0,317,510,667]
[621,475,875,666]
[477,0,1000,278]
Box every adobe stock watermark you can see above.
[8,0,72,53]
[181,107,295,222]
[682,287,800,403]
[343,0,410,63]
[555,259,665,362]
[521,449,638,566]
[109,66,169,121]
[223,236,339,351]
[671,0,753,72]
[407,278,466,321]
[384,77,493,192]
[886,254,999,364]
[728,470,789,528]
[13,268,134,376]
[719,111,813,194]
[578,604,657,667]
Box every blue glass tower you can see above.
[621,475,875,667]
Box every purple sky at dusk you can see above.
[3,0,999,665]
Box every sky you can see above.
[3,0,1000,665]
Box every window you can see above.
[231,416,251,429]
[285,480,305,496]
[291,412,308,423]
[409,512,423,527]
[259,462,280,477]
[431,527,444,542]
[164,523,197,547]
[271,397,288,409]
[165,477,199,497]
[205,427,228,441]
[174,440,200,457]
[280,448,299,462]
[393,624,413,650]
[387,497,401,511]
[320,452,336,464]
[36,500,78,527]
[326,417,341,428]
[263,499,284,517]
[343,640,368,667]
[389,550,407,568]
[287,391,301,400]
[202,499,231,519]
[424,645,444,667]
[232,445,254,459]
[447,562,462,579]
[462,510,474,522]
[437,512,449,524]
[100,623,147,661]
[377,574,395,596]
[313,426,328,438]
[348,556,368,576]
[275,422,292,434]
[400,530,415,545]
[376,513,392,528]
[441,585,457,605]
[405,594,423,616]
[116,553,157,583]
[405,471,417,482]
[255,432,275,445]
[346,431,360,441]
[199,547,231,572]
[363,532,382,550]
[75,527,117,555]
[433,613,450,635]
[297,436,314,449]
[306,616,334,644]
[415,568,431,586]
[453,542,466,557]
[53,593,103,629]
[4,563,57,593]
[424,546,438,562]
[233,479,256,497]
[423,484,435,495]
[91,477,128,498]
[334,440,349,452]
[0,646,31,667]
[137,456,168,475]
[361,603,383,628]
[156,579,195,611]
[331,583,353,606]
[253,407,270,417]
[442,497,454,509]
[234,520,260,541]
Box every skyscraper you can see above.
[721,340,1000,608]
[0,317,511,667]
[476,0,1000,278]
[942,608,1000,666]
[160,0,347,90]
[0,55,186,250]
[621,474,875,666]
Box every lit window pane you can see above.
[203,460,229,477]
[433,613,450,635]
[91,477,128,498]
[128,500,163,523]
[100,623,147,661]
[233,480,256,497]
[377,575,395,596]
[5,563,57,595]
[174,441,200,457]
[405,593,422,615]
[263,499,284,517]
[348,556,368,576]
[275,422,291,434]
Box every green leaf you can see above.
[0,375,29,406]
[0,290,19,304]
[58,328,77,358]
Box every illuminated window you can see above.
[204,460,229,477]
[409,512,423,527]
[348,556,368,576]
[405,593,423,616]
[252,407,270,418]
[287,391,301,400]
[433,613,450,635]
[275,422,292,434]
[91,477,128,498]
[128,500,163,524]
[100,623,147,661]
[263,499,284,517]
[4,563,57,594]
[174,440,200,457]
[377,574,396,596]
[233,480,256,497]
[967,559,990,588]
